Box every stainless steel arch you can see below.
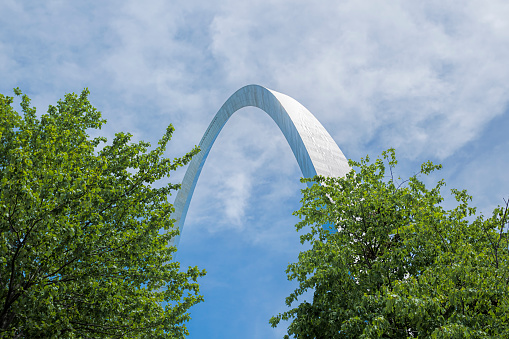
[171,84,350,247]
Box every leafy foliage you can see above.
[271,149,509,338]
[0,89,205,338]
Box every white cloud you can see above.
[209,0,509,159]
[185,108,301,232]
[2,0,509,238]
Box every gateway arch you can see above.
[171,84,350,247]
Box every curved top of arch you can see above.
[170,84,350,247]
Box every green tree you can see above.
[271,149,509,338]
[0,89,205,338]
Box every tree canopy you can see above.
[271,149,509,338]
[0,89,205,338]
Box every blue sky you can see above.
[1,1,509,337]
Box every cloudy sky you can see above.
[2,0,509,337]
